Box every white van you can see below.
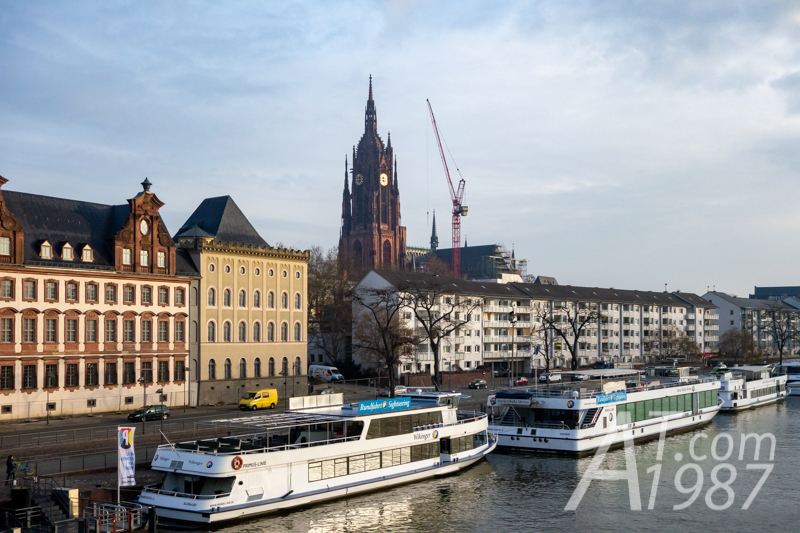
[538,372,562,383]
[308,365,345,383]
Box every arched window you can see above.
[254,357,261,377]
[207,321,216,342]
[238,321,247,342]
[207,288,215,306]
[239,358,247,378]
[223,289,231,307]
[238,290,246,307]
[383,240,392,266]
[192,320,198,342]
[294,293,301,310]
[268,357,275,377]
[223,321,231,342]
[268,291,275,309]
[280,322,288,342]
[281,292,288,309]
[253,290,261,308]
[253,322,261,342]
[294,322,302,342]
[267,322,275,342]
[294,357,302,376]
[224,358,232,379]
[208,359,216,380]
[353,240,362,267]
[281,357,288,375]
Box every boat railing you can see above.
[140,486,232,500]
[157,433,363,456]
[453,411,488,425]
[513,376,718,399]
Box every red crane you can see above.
[427,99,468,278]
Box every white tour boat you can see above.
[137,392,495,523]
[487,367,721,454]
[778,361,800,396]
[713,364,789,410]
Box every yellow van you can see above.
[239,389,278,411]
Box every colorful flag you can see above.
[118,427,136,487]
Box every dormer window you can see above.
[122,248,132,266]
[82,245,93,262]
[40,241,53,259]
[62,244,74,260]
[0,237,10,256]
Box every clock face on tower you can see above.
[379,173,388,186]
[140,219,149,236]
[355,174,363,186]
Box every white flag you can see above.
[118,427,136,487]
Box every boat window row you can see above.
[308,441,440,482]
[751,384,782,398]
[615,391,717,425]
[441,431,488,454]
[365,411,444,440]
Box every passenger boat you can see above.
[778,361,800,396]
[487,367,721,454]
[713,365,789,410]
[137,392,495,523]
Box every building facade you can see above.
[340,77,406,272]
[0,177,197,420]
[175,196,309,406]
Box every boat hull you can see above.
[719,391,787,411]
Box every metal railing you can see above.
[13,446,160,477]
[83,501,147,532]
[140,487,231,500]
[515,377,718,399]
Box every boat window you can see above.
[527,408,581,429]
[616,390,717,424]
[161,473,235,496]
[308,441,442,482]
[365,414,418,439]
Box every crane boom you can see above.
[427,99,467,278]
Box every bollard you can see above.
[148,506,157,533]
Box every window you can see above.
[122,248,132,265]
[224,265,231,273]
[66,319,77,343]
[175,288,185,305]
[1,280,12,299]
[175,361,185,381]
[207,321,216,342]
[208,359,216,380]
[0,237,9,256]
[294,293,301,309]
[281,322,288,342]
[23,318,35,343]
[142,287,152,304]
[1,318,12,343]
[209,263,215,272]
[224,358,232,379]
[106,284,117,303]
[253,290,261,308]
[124,286,135,304]
[141,361,153,383]
[268,357,275,376]
[239,358,247,378]
[254,357,261,377]
[66,282,78,301]
[281,292,288,309]
[62,245,73,260]
[159,287,169,305]
[82,246,93,261]
[23,365,37,389]
[158,321,168,342]
[45,281,57,300]
[123,362,135,384]
[41,242,52,259]
[223,321,232,342]
[269,268,274,277]
[86,319,97,342]
[281,357,288,375]
[240,266,246,275]
[294,357,301,375]
[1,367,13,390]
[45,318,57,343]
[267,322,275,342]
[86,363,98,386]
[268,291,275,308]
[294,322,302,342]
[295,271,300,279]
[87,283,98,302]
[45,365,58,388]
[157,251,166,268]
[105,318,117,342]
[140,250,149,267]
[223,289,231,307]
[175,321,185,342]
[24,280,36,299]
[158,361,169,382]
[106,362,118,385]
[142,320,152,343]
[239,290,246,307]
[282,270,287,278]
[255,268,261,276]
[66,364,79,387]
[253,322,261,342]
[238,321,247,342]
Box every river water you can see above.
[196,396,800,533]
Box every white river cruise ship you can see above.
[713,365,789,410]
[487,367,721,454]
[778,361,800,396]
[137,392,495,523]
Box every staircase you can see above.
[581,407,603,428]
[19,476,82,533]
[499,407,519,426]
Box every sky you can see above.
[1,1,799,298]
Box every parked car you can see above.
[538,373,562,383]
[127,404,170,421]
[593,361,612,369]
[513,377,528,386]
[311,388,336,396]
[379,386,407,397]
[468,379,488,389]
[239,388,279,410]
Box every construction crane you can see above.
[427,99,467,278]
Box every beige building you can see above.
[175,196,309,405]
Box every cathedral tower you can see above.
[340,77,406,271]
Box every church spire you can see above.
[430,209,439,251]
[394,156,398,192]
[341,154,351,237]
[365,75,377,133]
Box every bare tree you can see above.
[307,246,355,367]
[761,301,798,365]
[352,286,418,397]
[423,255,452,277]
[718,329,757,364]
[533,305,554,374]
[538,302,599,370]
[398,279,482,390]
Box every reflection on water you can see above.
[177,398,800,533]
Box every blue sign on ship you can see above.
[596,392,627,405]
[358,397,411,414]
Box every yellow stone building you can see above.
[175,196,309,405]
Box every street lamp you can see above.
[510,302,517,385]
[137,376,148,434]
[279,370,288,410]
[184,366,190,414]
[155,388,164,442]
[46,370,56,425]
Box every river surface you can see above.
[187,396,800,533]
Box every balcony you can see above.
[704,325,719,331]
[705,336,719,342]
[485,305,512,313]
[705,314,719,320]
[686,325,696,331]
[686,314,696,320]
[484,335,533,344]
